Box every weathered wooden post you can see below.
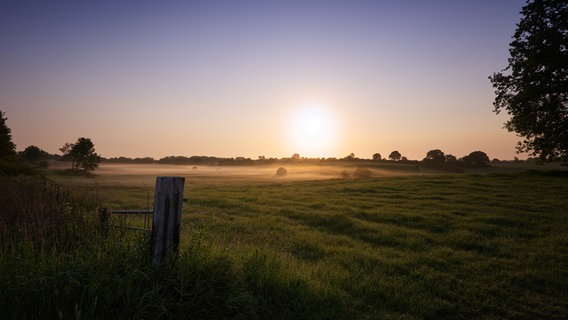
[99,208,110,238]
[151,176,185,267]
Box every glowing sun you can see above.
[288,101,338,157]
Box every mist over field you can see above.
[63,160,567,181]
[61,162,423,182]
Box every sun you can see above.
[287,101,338,157]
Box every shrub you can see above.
[0,160,37,176]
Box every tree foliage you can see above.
[20,145,49,164]
[445,154,457,162]
[60,137,102,173]
[0,111,16,160]
[372,153,382,161]
[388,151,401,161]
[489,0,567,163]
[424,149,445,164]
[462,151,491,167]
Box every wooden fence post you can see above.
[99,208,110,238]
[151,176,185,267]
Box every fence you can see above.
[98,208,153,236]
[99,176,185,267]
[41,176,98,216]
[41,176,185,267]
[42,176,73,204]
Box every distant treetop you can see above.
[0,110,16,160]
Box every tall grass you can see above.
[1,169,567,319]
[0,175,344,319]
[0,177,96,252]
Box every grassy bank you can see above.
[1,167,567,319]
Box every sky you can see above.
[0,0,528,160]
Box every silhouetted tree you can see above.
[291,153,300,161]
[445,154,457,162]
[489,0,568,163]
[388,151,401,161]
[372,153,382,161]
[61,137,101,173]
[59,142,75,167]
[424,149,445,164]
[462,151,491,167]
[0,110,16,160]
[20,145,48,163]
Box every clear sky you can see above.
[1,0,527,160]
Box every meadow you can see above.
[1,162,567,319]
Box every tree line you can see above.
[0,109,557,177]
[0,111,101,175]
[103,149,493,169]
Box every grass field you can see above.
[2,163,567,319]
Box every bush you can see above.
[0,160,37,176]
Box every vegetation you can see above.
[20,145,47,161]
[388,150,401,161]
[60,137,102,174]
[0,110,17,159]
[0,159,38,176]
[0,177,97,253]
[461,151,491,167]
[0,111,40,175]
[489,0,568,163]
[423,149,446,164]
[19,145,51,168]
[1,165,566,319]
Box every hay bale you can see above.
[276,167,288,177]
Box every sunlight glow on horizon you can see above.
[286,101,341,158]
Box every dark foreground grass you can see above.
[0,176,343,319]
[1,170,567,319]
